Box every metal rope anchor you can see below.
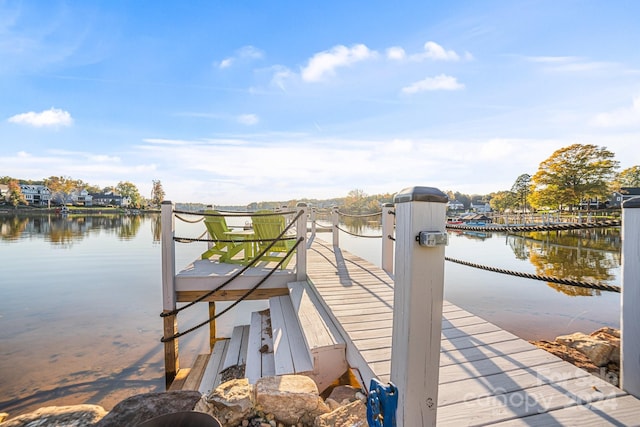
[367,378,398,427]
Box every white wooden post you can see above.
[296,203,308,281]
[311,207,317,238]
[332,206,340,247]
[161,201,177,311]
[381,203,394,275]
[621,197,640,398]
[391,187,448,426]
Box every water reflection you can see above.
[506,228,620,297]
[0,214,148,244]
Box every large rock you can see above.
[314,400,367,427]
[327,385,361,405]
[556,332,614,367]
[95,390,202,427]
[255,375,330,425]
[590,327,620,364]
[0,404,107,427]
[196,379,254,427]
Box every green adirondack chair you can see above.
[200,210,245,263]
[252,210,296,269]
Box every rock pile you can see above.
[530,327,620,384]
[0,375,366,427]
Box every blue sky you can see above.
[2,1,639,204]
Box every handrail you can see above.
[161,236,304,342]
[160,209,304,319]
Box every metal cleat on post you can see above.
[367,378,398,427]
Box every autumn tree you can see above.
[8,180,26,207]
[489,191,516,213]
[344,189,367,214]
[511,174,531,212]
[150,180,165,207]
[43,176,76,205]
[614,166,640,190]
[116,181,143,208]
[530,144,619,211]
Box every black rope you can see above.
[337,211,382,218]
[174,214,205,223]
[161,237,303,342]
[173,209,295,217]
[445,219,620,233]
[174,236,297,244]
[445,256,621,293]
[161,210,304,318]
[335,225,382,239]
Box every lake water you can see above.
[0,213,621,417]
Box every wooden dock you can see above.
[305,238,640,426]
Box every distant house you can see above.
[610,187,640,208]
[470,202,491,213]
[19,184,51,206]
[90,192,131,207]
[70,189,93,206]
[0,184,8,202]
[447,200,465,211]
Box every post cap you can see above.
[623,197,640,209]
[394,187,448,204]
[161,200,172,205]
[296,202,308,207]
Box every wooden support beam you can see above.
[163,313,179,387]
[209,302,216,350]
[177,288,289,302]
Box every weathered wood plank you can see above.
[268,296,295,375]
[182,354,210,391]
[245,311,264,383]
[199,339,228,395]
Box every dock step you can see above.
[198,338,229,395]
[266,281,347,392]
[245,310,276,383]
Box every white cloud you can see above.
[218,45,264,69]
[237,114,259,125]
[592,96,640,128]
[386,46,406,60]
[301,44,378,82]
[411,41,461,62]
[270,65,295,90]
[219,58,233,69]
[401,74,465,94]
[524,55,616,72]
[8,107,73,127]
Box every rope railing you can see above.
[445,256,621,293]
[445,219,620,233]
[161,209,304,319]
[173,209,296,217]
[337,210,383,218]
[161,236,304,342]
[175,214,205,223]
[335,225,382,239]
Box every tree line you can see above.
[0,176,166,209]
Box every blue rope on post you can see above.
[367,378,398,427]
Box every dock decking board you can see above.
[305,238,640,425]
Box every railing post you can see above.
[311,207,317,238]
[296,203,308,281]
[381,203,395,275]
[161,201,178,385]
[391,187,448,426]
[332,206,339,247]
[621,197,640,398]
